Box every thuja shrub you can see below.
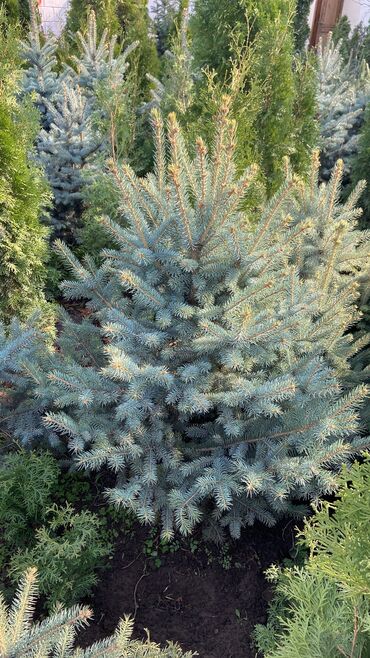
[0,14,51,324]
[254,456,370,656]
[0,103,369,540]
[0,451,111,609]
[9,503,111,609]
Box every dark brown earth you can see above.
[79,520,297,658]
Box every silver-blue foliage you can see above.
[1,103,369,539]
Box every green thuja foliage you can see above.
[0,450,111,609]
[243,0,300,192]
[293,0,311,51]
[9,503,111,609]
[148,0,317,193]
[190,0,247,79]
[6,106,365,539]
[1,0,29,27]
[254,456,370,656]
[353,103,370,228]
[0,13,51,323]
[0,451,59,549]
[1,568,192,657]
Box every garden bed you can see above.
[79,520,297,658]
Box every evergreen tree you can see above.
[64,0,159,98]
[148,0,317,194]
[0,13,51,323]
[317,33,370,181]
[254,456,370,656]
[190,0,247,79]
[1,568,191,657]
[3,106,368,538]
[353,102,370,228]
[143,8,195,119]
[21,10,138,246]
[243,0,300,192]
[152,0,181,57]
[20,0,60,129]
[293,0,311,51]
[36,82,102,243]
[2,0,30,27]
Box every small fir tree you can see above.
[36,81,102,243]
[317,33,370,180]
[1,105,365,539]
[20,1,60,129]
[1,568,191,658]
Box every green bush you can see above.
[0,450,59,548]
[254,455,370,656]
[0,451,112,608]
[9,503,111,609]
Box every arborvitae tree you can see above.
[143,8,195,119]
[317,34,370,181]
[148,0,317,194]
[2,105,368,539]
[2,0,30,27]
[293,0,311,51]
[243,0,299,192]
[0,14,51,323]
[254,456,370,656]
[1,568,191,658]
[190,0,247,79]
[353,103,370,228]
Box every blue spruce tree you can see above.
[1,102,369,539]
[20,1,60,129]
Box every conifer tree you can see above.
[317,33,370,180]
[2,0,30,27]
[148,0,317,194]
[20,1,60,129]
[190,0,247,79]
[2,104,367,539]
[36,82,102,243]
[0,13,51,323]
[1,568,191,657]
[353,103,370,228]
[143,8,195,119]
[21,10,137,245]
[64,0,160,99]
[293,0,311,51]
[152,0,182,57]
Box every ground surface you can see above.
[79,520,296,658]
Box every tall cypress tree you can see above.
[190,0,247,79]
[293,0,311,51]
[0,14,50,323]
